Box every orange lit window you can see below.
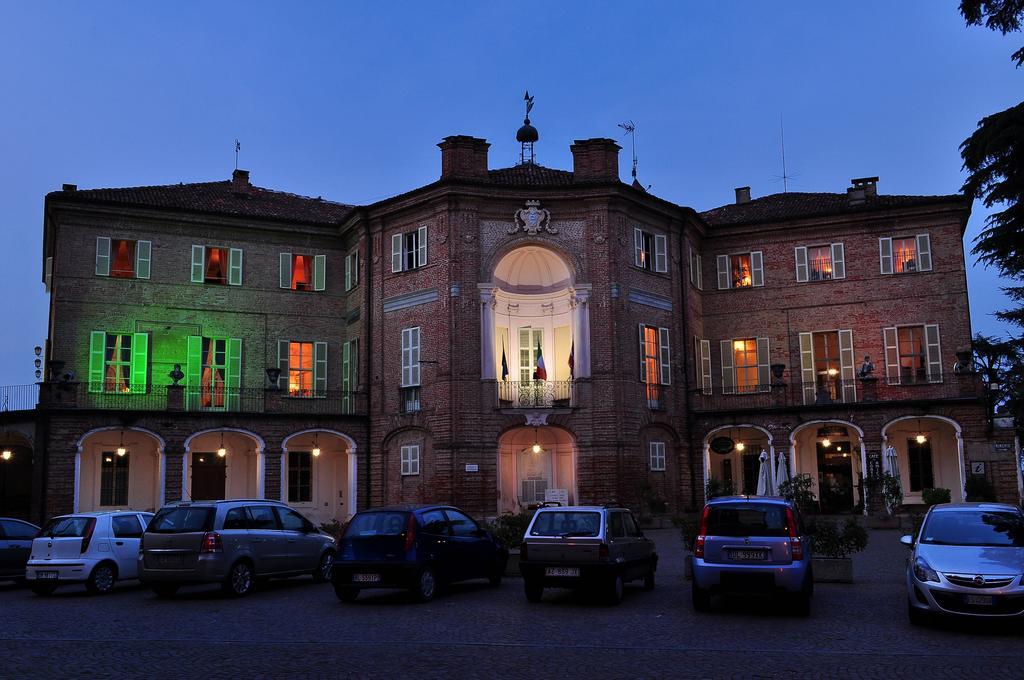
[731,254,752,288]
[291,254,313,291]
[641,326,659,404]
[111,240,136,278]
[103,333,132,393]
[808,246,833,281]
[204,248,228,285]
[289,342,314,396]
[732,338,759,392]
[893,238,918,273]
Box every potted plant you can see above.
[921,487,951,506]
[807,517,868,583]
[778,473,817,516]
[484,511,533,576]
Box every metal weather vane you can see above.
[234,139,241,170]
[524,90,534,117]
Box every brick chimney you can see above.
[232,168,251,191]
[570,138,621,181]
[62,183,77,192]
[850,176,878,197]
[438,136,490,179]
[734,186,751,204]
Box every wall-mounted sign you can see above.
[545,488,569,506]
[710,437,734,454]
[994,443,1012,453]
[465,464,479,473]
[971,461,986,475]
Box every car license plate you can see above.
[352,573,381,583]
[545,567,580,577]
[966,594,994,606]
[730,550,768,562]
[36,571,58,580]
[153,555,184,569]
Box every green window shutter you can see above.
[191,246,205,283]
[313,254,326,291]
[135,241,151,279]
[130,332,149,394]
[720,340,735,394]
[838,329,856,402]
[799,332,815,405]
[417,225,428,267]
[185,336,202,410]
[277,340,290,390]
[228,248,243,286]
[95,237,111,277]
[314,341,327,397]
[226,338,242,410]
[391,234,403,272]
[279,253,291,289]
[342,341,351,413]
[89,331,106,393]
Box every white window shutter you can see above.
[658,327,671,385]
[699,339,712,395]
[277,340,289,390]
[44,256,53,293]
[279,253,291,289]
[313,254,326,291]
[654,234,668,273]
[191,245,205,283]
[228,248,243,286]
[695,253,702,289]
[313,341,328,396]
[916,234,932,271]
[794,246,808,283]
[401,328,411,386]
[831,243,846,279]
[838,329,856,402]
[391,234,403,273]
[799,332,815,405]
[344,254,352,291]
[638,324,647,383]
[883,327,900,384]
[756,336,770,389]
[634,228,644,267]
[411,327,421,386]
[717,255,729,290]
[720,339,735,394]
[135,240,152,279]
[750,251,764,287]
[925,324,942,382]
[879,237,893,275]
[95,237,111,277]
[353,251,359,286]
[417,225,428,267]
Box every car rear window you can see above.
[706,503,790,538]
[147,507,215,534]
[921,510,1024,547]
[345,512,409,537]
[38,516,94,538]
[529,511,601,537]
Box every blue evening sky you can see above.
[0,1,1019,385]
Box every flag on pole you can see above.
[500,340,509,381]
[568,340,575,379]
[534,338,547,380]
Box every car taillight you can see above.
[520,542,528,562]
[786,507,803,561]
[402,514,417,552]
[80,518,97,554]
[598,543,610,560]
[200,531,223,553]
[694,505,710,559]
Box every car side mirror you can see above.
[899,534,914,547]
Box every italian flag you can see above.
[534,338,547,380]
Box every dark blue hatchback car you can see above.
[333,505,508,603]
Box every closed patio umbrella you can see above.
[756,449,775,496]
[884,445,902,514]
[775,450,791,492]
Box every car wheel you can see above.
[488,558,506,588]
[313,550,335,583]
[643,561,656,591]
[413,566,437,603]
[335,584,359,603]
[223,560,255,597]
[30,582,58,597]
[85,562,117,595]
[908,599,930,627]
[152,583,180,599]
[607,574,624,605]
[692,582,711,612]
[524,579,543,603]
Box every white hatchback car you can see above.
[26,511,153,595]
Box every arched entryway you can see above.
[881,416,964,505]
[498,426,577,514]
[75,427,164,512]
[703,425,774,498]
[791,421,866,513]
[281,429,357,525]
[183,429,264,501]
[0,432,34,518]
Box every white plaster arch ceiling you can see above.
[75,425,166,453]
[281,428,358,454]
[789,420,865,445]
[703,423,774,446]
[881,415,963,438]
[183,427,265,453]
[493,246,573,294]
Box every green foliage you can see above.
[922,488,952,506]
[484,511,534,549]
[704,477,734,499]
[966,474,998,501]
[960,0,1024,66]
[864,472,903,515]
[635,480,668,516]
[807,518,869,559]
[778,473,817,515]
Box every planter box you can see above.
[505,549,521,577]
[812,557,853,583]
[866,515,901,530]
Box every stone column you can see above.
[570,286,592,379]
[479,285,497,380]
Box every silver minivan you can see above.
[138,500,336,597]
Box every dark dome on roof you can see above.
[516,118,539,143]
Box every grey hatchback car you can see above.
[138,500,336,597]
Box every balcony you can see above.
[496,380,576,409]
[0,384,40,413]
[22,382,367,416]
[689,375,984,413]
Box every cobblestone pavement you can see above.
[2,529,1023,679]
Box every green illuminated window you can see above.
[88,331,149,394]
[186,336,241,410]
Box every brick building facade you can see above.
[0,126,1019,526]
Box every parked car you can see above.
[138,500,335,598]
[1,518,40,583]
[690,496,813,615]
[518,504,657,605]
[902,502,1024,624]
[25,511,153,595]
[333,505,508,603]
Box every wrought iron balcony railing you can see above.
[496,380,575,409]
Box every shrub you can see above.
[705,477,735,499]
[484,511,534,549]
[921,488,951,506]
[864,472,903,514]
[778,473,817,515]
[635,480,668,516]
[320,519,348,541]
[673,514,700,552]
[806,517,869,559]
[965,475,997,502]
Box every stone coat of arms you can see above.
[508,200,558,235]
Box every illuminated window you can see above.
[893,237,917,273]
[201,338,227,408]
[104,334,133,393]
[391,227,427,272]
[717,251,764,289]
[204,247,229,284]
[733,338,759,393]
[96,237,150,279]
[100,452,129,506]
[808,246,833,280]
[634,228,668,273]
[731,254,752,288]
[639,324,670,408]
[897,326,927,384]
[291,254,313,291]
[813,331,841,400]
[110,239,136,278]
[288,342,314,396]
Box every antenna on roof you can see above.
[234,139,241,170]
[618,120,637,181]
[771,114,798,192]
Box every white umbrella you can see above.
[884,445,902,514]
[756,449,775,496]
[775,450,791,492]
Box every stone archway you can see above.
[281,429,358,525]
[183,428,264,501]
[881,416,964,504]
[497,426,577,514]
[703,424,774,498]
[75,427,164,512]
[790,420,866,513]
[0,431,34,518]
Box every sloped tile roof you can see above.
[487,164,575,186]
[49,180,354,226]
[700,191,967,226]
